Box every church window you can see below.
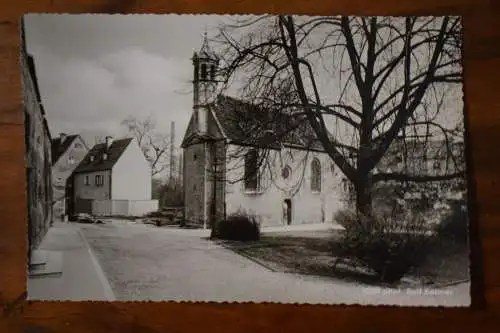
[311,158,321,192]
[201,63,207,80]
[210,65,216,80]
[244,149,259,191]
[194,62,199,82]
[281,165,291,179]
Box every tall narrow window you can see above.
[84,175,89,186]
[210,65,216,80]
[201,63,207,80]
[244,149,259,191]
[193,62,199,82]
[311,158,321,192]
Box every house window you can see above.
[244,149,260,191]
[84,175,90,186]
[311,158,321,192]
[75,142,82,148]
[103,153,108,161]
[433,161,441,170]
[90,156,95,162]
[95,175,104,187]
[68,156,75,164]
[330,163,335,174]
[281,165,291,179]
[201,63,207,80]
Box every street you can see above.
[79,219,470,306]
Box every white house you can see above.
[71,136,158,217]
[181,35,345,228]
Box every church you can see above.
[181,35,346,229]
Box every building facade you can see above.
[181,36,345,228]
[21,18,53,259]
[51,133,89,220]
[71,136,158,217]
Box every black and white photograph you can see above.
[23,14,470,306]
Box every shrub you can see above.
[334,208,435,283]
[215,212,260,241]
[434,199,468,245]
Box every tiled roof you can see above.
[211,95,325,150]
[73,138,133,174]
[51,134,80,164]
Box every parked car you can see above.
[69,213,104,224]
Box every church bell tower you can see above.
[192,32,219,134]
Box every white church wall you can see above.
[224,144,346,227]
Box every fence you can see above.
[75,199,159,217]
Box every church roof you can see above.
[181,95,327,151]
[73,138,133,174]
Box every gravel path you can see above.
[80,220,470,306]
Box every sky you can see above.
[24,14,235,148]
[24,14,464,154]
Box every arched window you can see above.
[210,65,216,80]
[201,63,207,80]
[311,158,321,192]
[244,149,259,191]
[281,165,291,179]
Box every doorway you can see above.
[283,199,292,225]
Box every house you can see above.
[21,17,54,260]
[181,35,345,228]
[51,133,89,220]
[71,136,158,217]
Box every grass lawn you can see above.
[215,229,470,288]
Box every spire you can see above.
[198,29,217,60]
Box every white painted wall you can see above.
[224,144,346,227]
[111,138,152,201]
[92,199,158,216]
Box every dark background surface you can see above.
[0,0,499,332]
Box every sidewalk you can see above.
[27,221,115,301]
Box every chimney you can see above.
[60,133,67,143]
[105,136,113,149]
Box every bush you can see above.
[215,212,261,241]
[434,200,468,245]
[334,209,435,283]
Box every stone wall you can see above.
[22,45,53,256]
[183,143,207,226]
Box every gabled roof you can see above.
[182,95,326,151]
[51,134,81,164]
[73,138,133,174]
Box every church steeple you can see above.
[192,32,219,134]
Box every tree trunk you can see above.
[355,171,374,217]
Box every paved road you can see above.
[80,220,471,306]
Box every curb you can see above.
[77,228,116,301]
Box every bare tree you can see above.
[121,116,170,177]
[215,15,465,216]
